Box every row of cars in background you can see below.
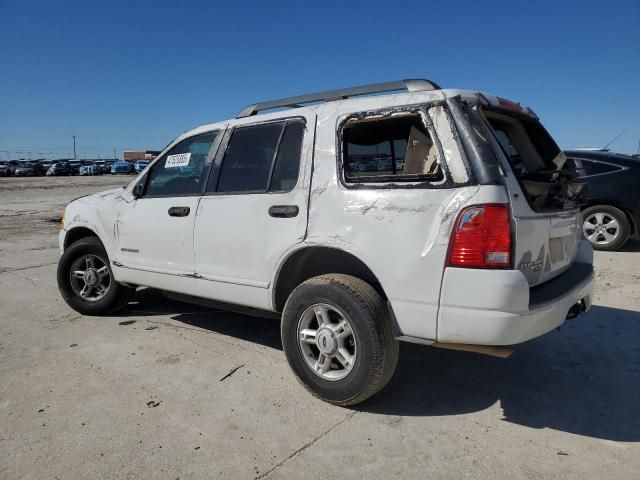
[0,159,150,176]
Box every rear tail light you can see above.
[447,204,511,268]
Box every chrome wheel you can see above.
[297,303,357,381]
[583,212,620,246]
[69,254,111,302]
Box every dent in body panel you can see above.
[421,186,481,257]
[64,191,123,257]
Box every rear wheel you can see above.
[582,205,630,251]
[57,237,134,315]
[281,274,398,406]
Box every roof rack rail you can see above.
[236,78,441,118]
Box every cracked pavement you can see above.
[1,176,639,479]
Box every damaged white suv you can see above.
[57,79,594,405]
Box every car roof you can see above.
[564,149,640,164]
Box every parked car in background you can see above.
[68,161,83,175]
[134,160,150,173]
[110,161,134,174]
[79,164,102,176]
[57,79,594,406]
[14,162,37,176]
[8,160,20,175]
[32,161,48,176]
[565,149,640,250]
[46,162,71,176]
[0,161,10,176]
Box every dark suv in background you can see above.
[565,149,640,250]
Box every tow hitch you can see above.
[566,299,587,319]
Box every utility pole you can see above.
[113,149,116,160]
[73,135,77,159]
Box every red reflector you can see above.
[447,204,511,268]
[497,97,523,112]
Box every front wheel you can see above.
[57,237,135,315]
[582,205,630,251]
[281,274,399,406]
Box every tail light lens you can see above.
[447,204,511,268]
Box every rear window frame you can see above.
[336,102,461,190]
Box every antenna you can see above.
[601,131,625,151]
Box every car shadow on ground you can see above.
[127,288,640,442]
[619,239,640,252]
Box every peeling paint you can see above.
[440,186,481,227]
[429,105,470,184]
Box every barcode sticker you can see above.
[166,153,191,168]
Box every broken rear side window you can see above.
[342,114,444,183]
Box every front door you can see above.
[114,130,222,286]
[193,113,315,309]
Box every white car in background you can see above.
[56,79,594,405]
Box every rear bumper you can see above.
[437,242,594,346]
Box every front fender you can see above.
[60,191,123,258]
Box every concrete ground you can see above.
[1,175,639,480]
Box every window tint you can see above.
[342,114,443,182]
[269,121,304,192]
[214,120,304,193]
[579,159,621,176]
[216,123,282,193]
[145,131,217,197]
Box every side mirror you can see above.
[132,182,144,199]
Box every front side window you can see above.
[213,119,304,193]
[145,131,218,197]
[342,113,443,183]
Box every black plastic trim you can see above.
[446,96,503,185]
[529,262,594,309]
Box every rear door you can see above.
[193,113,314,309]
[481,108,581,286]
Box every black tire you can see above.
[582,205,630,251]
[281,274,399,406]
[57,236,134,315]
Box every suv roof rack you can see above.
[236,78,441,118]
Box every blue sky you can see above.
[1,0,639,159]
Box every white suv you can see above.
[57,79,594,405]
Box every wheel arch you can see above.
[63,226,101,250]
[272,246,388,313]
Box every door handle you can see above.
[168,206,190,217]
[268,205,299,218]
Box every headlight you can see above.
[60,211,65,230]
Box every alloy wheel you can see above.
[297,303,357,381]
[69,254,111,302]
[583,212,620,246]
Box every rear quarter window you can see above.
[341,113,444,183]
[578,159,623,176]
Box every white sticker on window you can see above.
[165,152,191,168]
